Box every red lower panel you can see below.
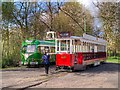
[76,53,83,64]
[56,52,106,67]
[56,53,74,67]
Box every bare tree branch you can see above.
[57,2,84,31]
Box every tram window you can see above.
[26,45,36,53]
[61,47,64,51]
[57,40,70,53]
[36,46,44,53]
[44,46,50,53]
[91,48,94,53]
[61,40,67,51]
[47,33,53,39]
[68,47,70,51]
[51,47,55,53]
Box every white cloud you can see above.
[78,0,102,31]
[78,0,92,7]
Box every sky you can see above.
[79,0,119,34]
[79,0,99,16]
[78,0,103,34]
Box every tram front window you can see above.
[26,45,36,53]
[60,40,70,53]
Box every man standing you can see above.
[42,51,50,75]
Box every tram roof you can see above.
[38,40,55,47]
[56,36,106,46]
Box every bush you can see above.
[2,58,9,68]
[2,57,19,68]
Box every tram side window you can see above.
[51,47,55,53]
[72,40,75,53]
[72,39,81,53]
[47,33,53,39]
[37,46,44,53]
[61,40,69,52]
[56,40,70,53]
[91,48,94,53]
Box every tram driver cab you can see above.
[46,31,56,40]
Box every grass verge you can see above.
[106,56,120,64]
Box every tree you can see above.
[57,2,93,35]
[2,2,14,60]
[95,2,119,56]
[12,2,33,39]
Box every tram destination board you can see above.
[58,32,71,38]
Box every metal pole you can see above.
[84,14,86,33]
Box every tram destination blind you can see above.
[58,32,71,38]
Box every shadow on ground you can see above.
[74,62,119,75]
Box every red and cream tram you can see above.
[55,33,106,71]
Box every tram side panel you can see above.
[56,52,106,70]
[56,53,75,67]
[82,52,107,66]
[56,53,84,70]
[76,53,83,64]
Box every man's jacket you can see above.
[42,54,50,64]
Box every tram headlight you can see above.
[24,54,28,60]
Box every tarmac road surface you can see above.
[1,63,119,89]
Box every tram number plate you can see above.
[30,62,35,65]
[94,61,100,66]
[30,62,38,65]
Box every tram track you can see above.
[2,70,68,89]
[2,63,119,88]
[19,72,68,89]
[18,72,68,90]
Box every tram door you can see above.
[72,39,83,65]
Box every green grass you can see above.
[106,56,120,64]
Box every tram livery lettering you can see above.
[61,56,66,59]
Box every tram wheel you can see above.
[71,67,75,72]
